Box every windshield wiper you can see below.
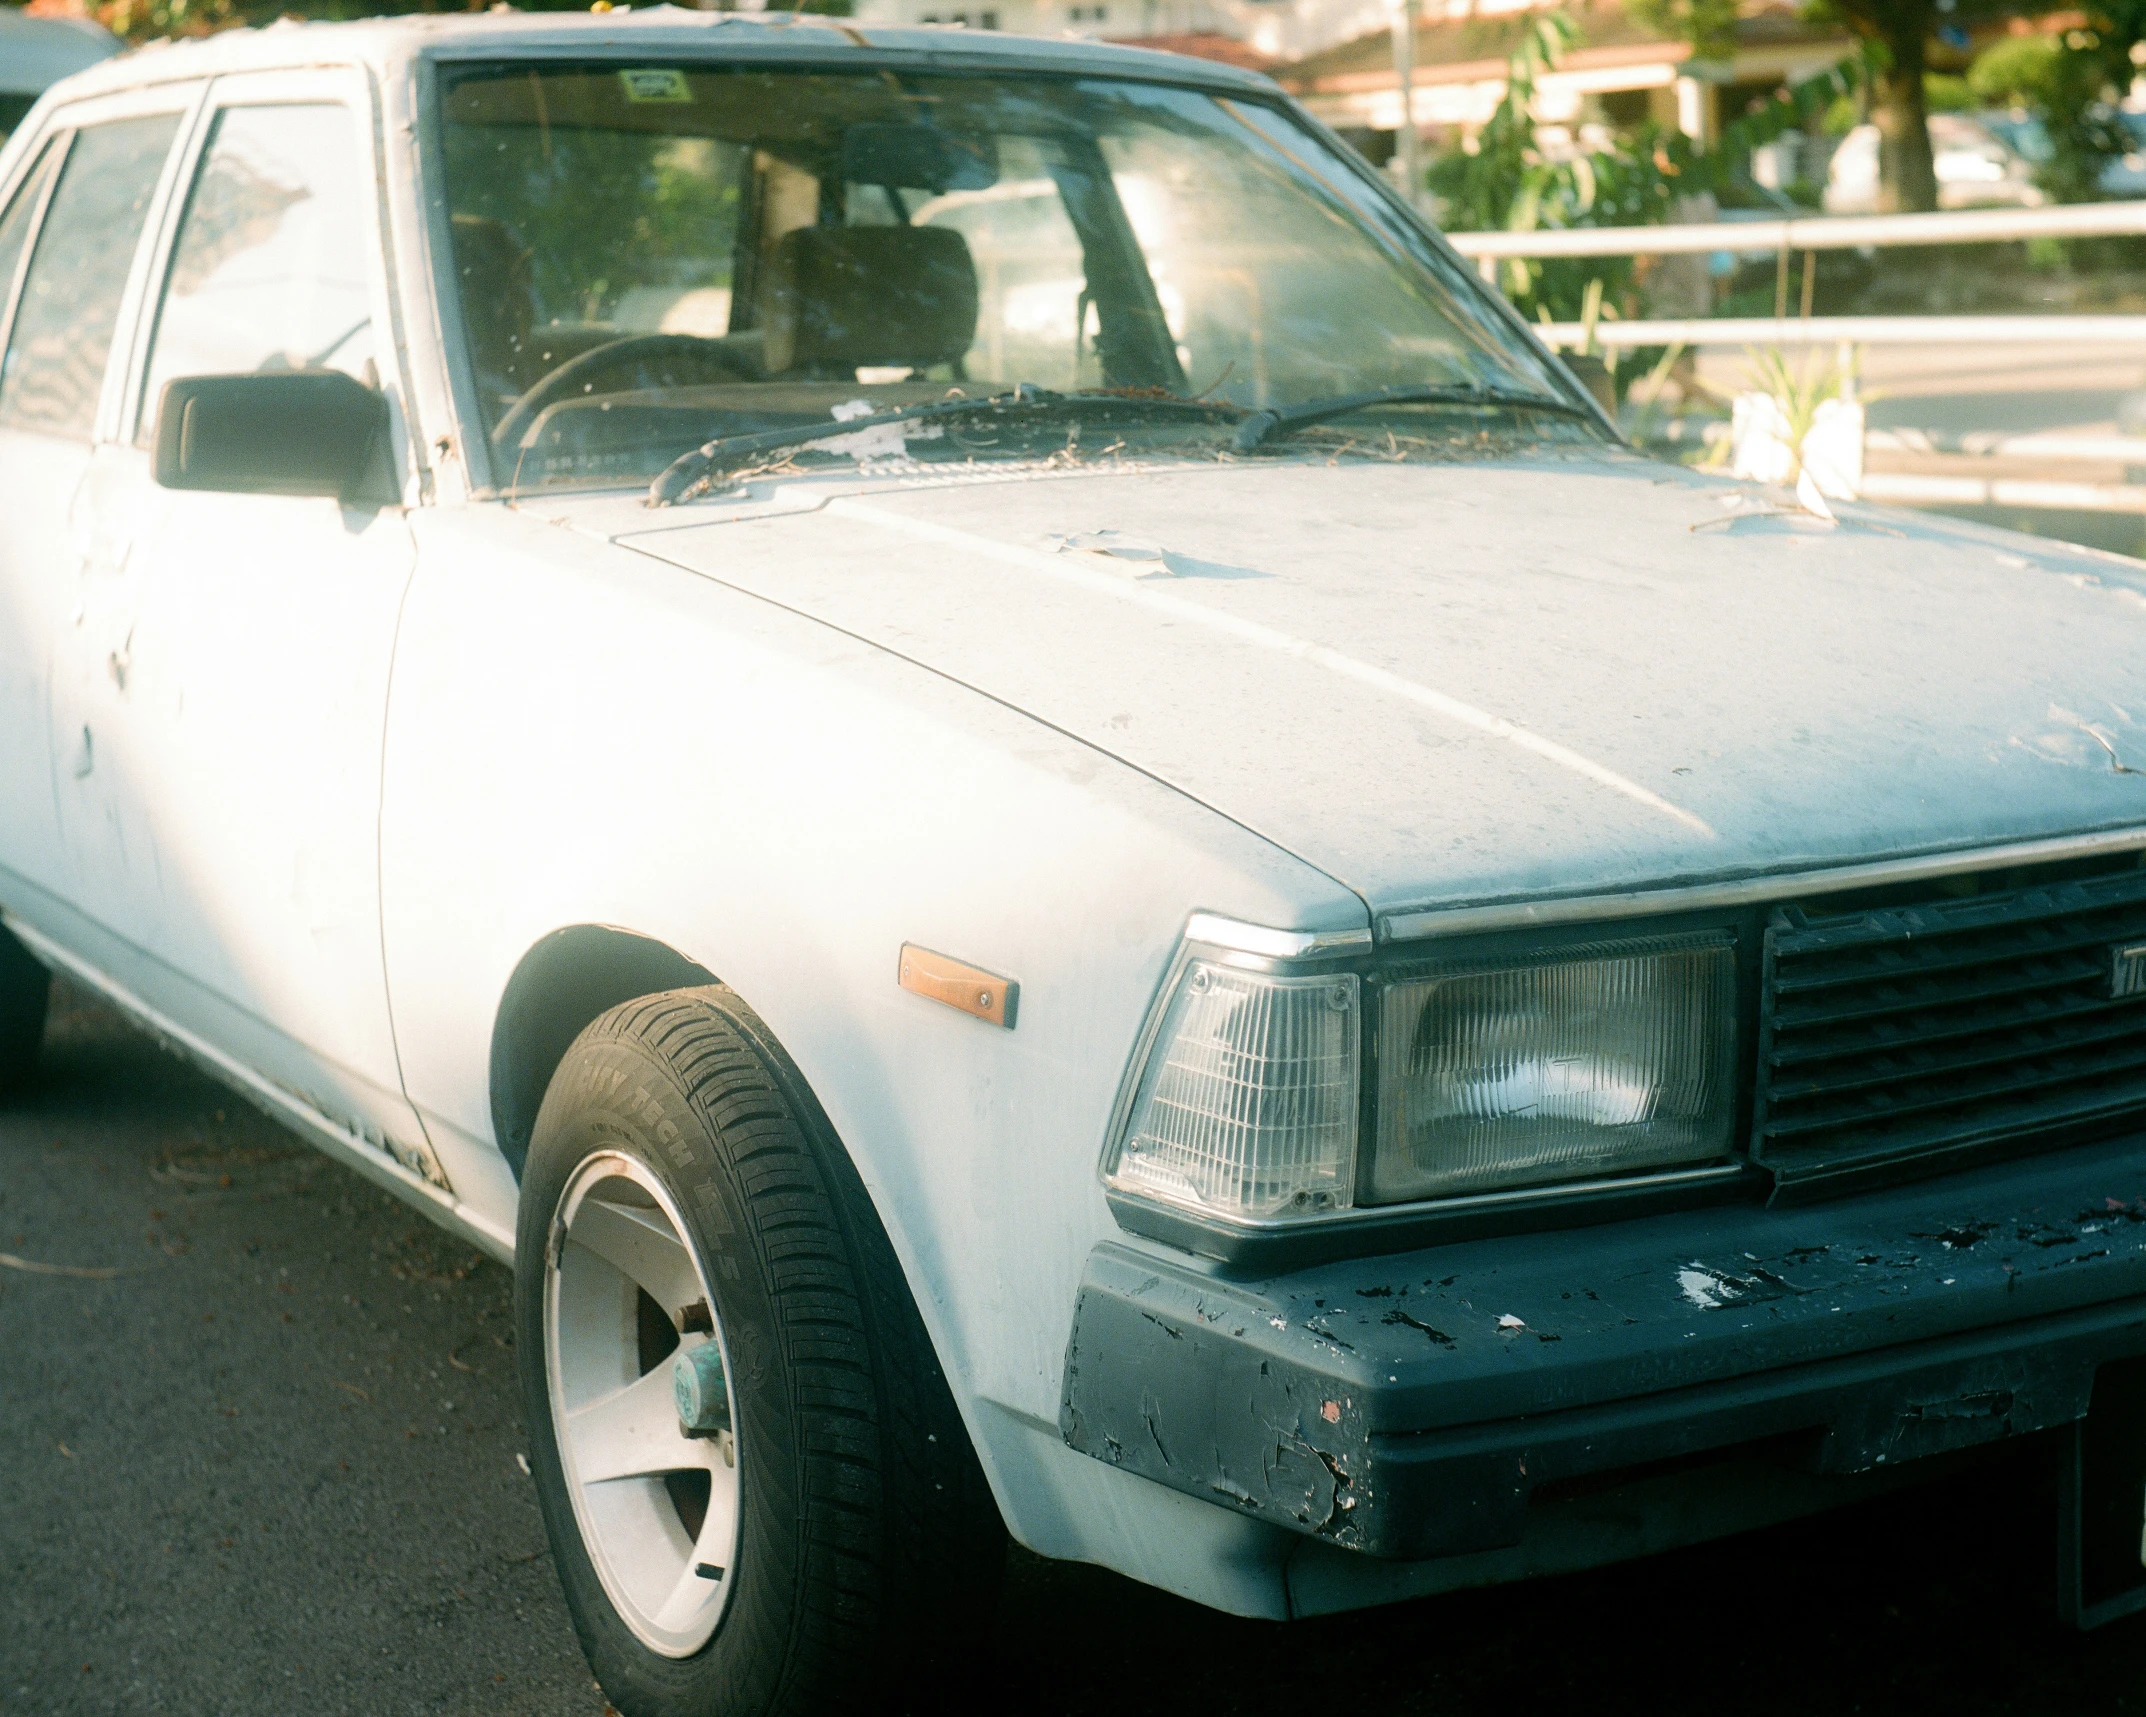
[647,384,1243,505]
[1230,382,1602,453]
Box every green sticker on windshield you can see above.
[619,68,691,103]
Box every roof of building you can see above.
[1275,0,1844,95]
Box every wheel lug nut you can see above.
[673,1340,732,1437]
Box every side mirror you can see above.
[152,371,392,503]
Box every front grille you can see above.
[1753,866,2146,1188]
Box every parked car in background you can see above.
[1825,112,2044,212]
[1974,105,2146,200]
[5,14,2146,1716]
[2081,106,2146,200]
[0,7,117,139]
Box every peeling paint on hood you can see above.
[585,452,2146,921]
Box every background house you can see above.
[1271,0,1854,166]
[847,0,1372,60]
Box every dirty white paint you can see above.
[606,455,2146,925]
[818,492,1719,839]
[1678,1266,1741,1310]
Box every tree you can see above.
[1428,15,1874,311]
[1813,0,2146,209]
[1972,6,2146,201]
[1808,0,1949,210]
[1626,0,1742,62]
[1429,11,1693,318]
[1630,0,2039,213]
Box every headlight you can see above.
[1103,960,1360,1222]
[1103,927,1738,1234]
[1367,934,1737,1202]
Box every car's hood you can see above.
[588,453,2146,925]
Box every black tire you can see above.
[515,985,1004,1717]
[0,923,50,1095]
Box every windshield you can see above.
[436,60,1579,492]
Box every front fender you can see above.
[379,501,1363,1593]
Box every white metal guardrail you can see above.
[1530,314,2146,349]
[1445,199,2146,261]
[1857,474,2146,512]
[1865,424,2146,510]
[1447,200,2146,514]
[1868,431,2146,461]
[1450,200,2146,351]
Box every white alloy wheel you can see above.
[545,1150,741,1658]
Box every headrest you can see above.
[762,226,978,376]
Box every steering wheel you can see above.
[490,333,754,453]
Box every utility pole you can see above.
[1391,0,1420,210]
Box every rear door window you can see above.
[0,113,180,440]
[0,138,61,338]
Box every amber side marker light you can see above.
[899,944,1019,1029]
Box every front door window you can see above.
[137,102,375,446]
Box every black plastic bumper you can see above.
[1060,1134,2146,1560]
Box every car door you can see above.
[0,92,190,923]
[50,68,449,1191]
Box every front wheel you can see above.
[515,987,1002,1716]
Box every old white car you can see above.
[5,11,2146,1713]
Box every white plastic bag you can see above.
[1799,396,1865,500]
[1729,390,1796,485]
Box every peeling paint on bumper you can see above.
[1060,1134,2146,1562]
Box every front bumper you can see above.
[1059,1133,2146,1560]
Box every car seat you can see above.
[760,226,978,378]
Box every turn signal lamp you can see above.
[1103,961,1360,1221]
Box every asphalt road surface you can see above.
[6,979,2146,1716]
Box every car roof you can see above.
[41,7,1284,104]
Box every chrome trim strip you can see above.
[1184,911,1375,958]
[1379,825,2146,942]
[1115,1161,1751,1237]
